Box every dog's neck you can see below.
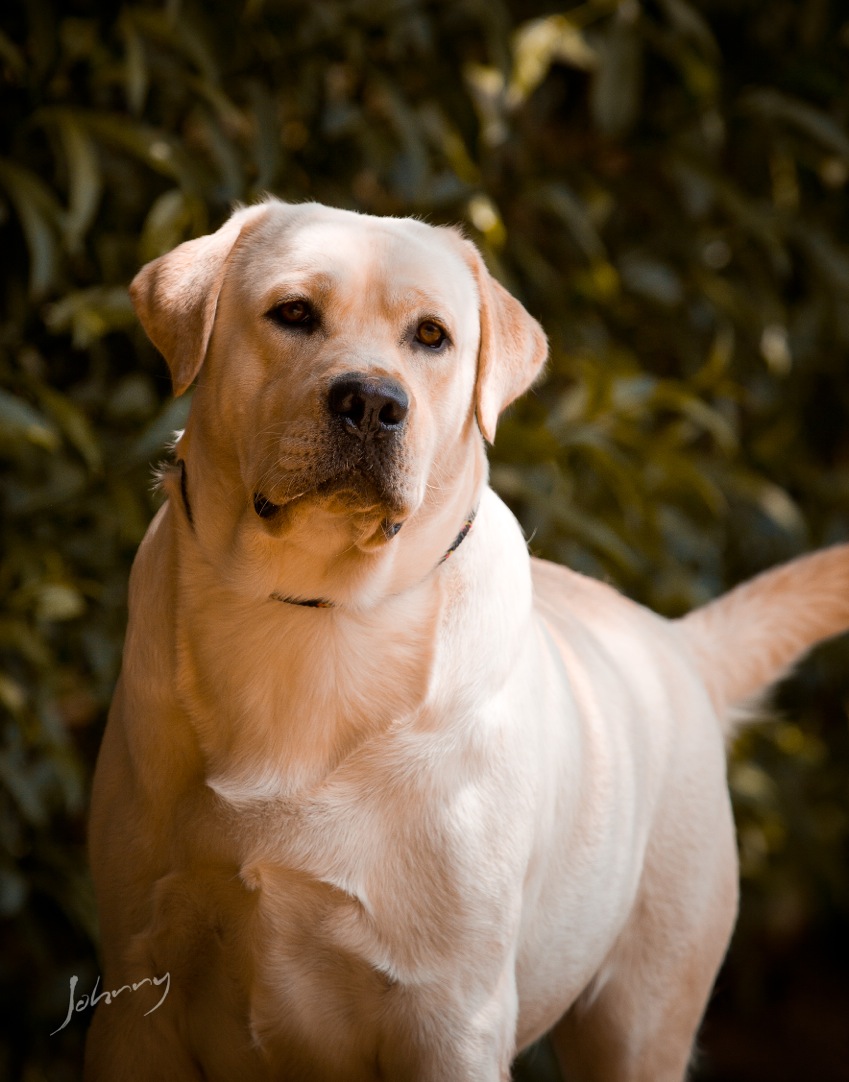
[267,506,478,609]
[170,416,489,609]
[163,464,488,802]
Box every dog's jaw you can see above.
[251,495,404,553]
[250,425,419,532]
[248,483,413,563]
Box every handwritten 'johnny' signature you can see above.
[51,972,170,1035]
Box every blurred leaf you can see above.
[549,495,641,574]
[191,97,245,201]
[740,88,849,162]
[0,675,26,714]
[105,373,157,423]
[4,458,88,516]
[44,286,136,348]
[0,866,28,918]
[510,14,597,103]
[0,28,26,78]
[532,182,607,263]
[0,749,54,828]
[729,471,807,538]
[120,10,149,115]
[0,159,64,297]
[648,382,739,453]
[731,760,778,803]
[23,0,58,81]
[657,0,720,60]
[791,224,849,295]
[590,6,643,138]
[76,112,203,192]
[36,386,102,472]
[129,6,218,81]
[377,79,431,203]
[139,189,203,262]
[54,111,102,251]
[35,584,86,623]
[0,389,59,451]
[247,80,283,193]
[618,251,683,306]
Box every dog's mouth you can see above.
[251,411,415,545]
[253,492,282,519]
[251,471,410,546]
[253,489,404,541]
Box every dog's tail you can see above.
[679,543,849,734]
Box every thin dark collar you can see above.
[175,460,477,611]
[270,507,478,609]
[177,459,194,528]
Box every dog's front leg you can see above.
[85,995,206,1082]
[253,940,520,1082]
[376,968,519,1082]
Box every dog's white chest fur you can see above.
[233,736,525,1073]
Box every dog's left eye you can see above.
[268,300,315,328]
[415,320,447,349]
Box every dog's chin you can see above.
[252,481,412,554]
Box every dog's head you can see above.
[131,200,546,604]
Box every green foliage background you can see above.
[2,0,848,1078]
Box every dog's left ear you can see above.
[459,241,548,443]
[129,203,270,396]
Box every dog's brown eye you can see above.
[269,300,314,327]
[415,320,446,349]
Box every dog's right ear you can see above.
[129,203,269,396]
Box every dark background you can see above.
[2,1,849,1078]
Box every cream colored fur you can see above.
[85,199,849,1082]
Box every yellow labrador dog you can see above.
[86,199,849,1081]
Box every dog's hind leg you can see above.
[549,800,738,1082]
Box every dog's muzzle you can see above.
[252,373,412,523]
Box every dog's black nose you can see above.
[327,374,409,440]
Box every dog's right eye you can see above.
[267,300,315,328]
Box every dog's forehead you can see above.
[237,206,477,312]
